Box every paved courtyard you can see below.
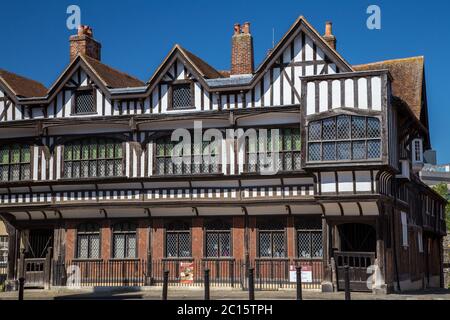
[1,287,450,300]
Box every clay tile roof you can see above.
[353,56,424,120]
[82,55,145,88]
[0,69,47,98]
[178,46,224,79]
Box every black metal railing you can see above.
[51,258,323,290]
[0,263,7,289]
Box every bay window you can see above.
[307,115,381,162]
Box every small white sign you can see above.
[289,265,313,283]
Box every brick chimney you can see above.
[231,22,254,76]
[70,25,101,61]
[322,21,336,50]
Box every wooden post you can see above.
[18,277,24,301]
[248,267,255,300]
[44,247,52,290]
[162,270,169,300]
[344,265,351,300]
[18,249,25,280]
[296,266,303,300]
[204,269,210,300]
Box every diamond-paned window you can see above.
[113,222,137,259]
[155,135,220,176]
[245,128,301,173]
[205,219,232,258]
[74,90,95,114]
[0,144,31,182]
[258,218,286,258]
[64,138,123,179]
[0,236,8,266]
[76,223,100,259]
[171,84,193,109]
[307,115,381,162]
[165,220,191,258]
[296,216,323,259]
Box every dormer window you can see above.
[73,88,96,115]
[169,83,194,110]
[412,138,423,164]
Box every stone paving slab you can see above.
[1,287,450,300]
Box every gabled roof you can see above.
[353,56,425,120]
[0,69,47,98]
[144,16,354,94]
[253,16,354,76]
[82,55,145,88]
[178,46,224,79]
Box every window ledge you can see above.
[162,257,194,261]
[70,112,98,116]
[71,259,103,262]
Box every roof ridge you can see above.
[353,56,424,68]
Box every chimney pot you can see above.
[325,21,333,36]
[323,21,337,50]
[242,22,250,34]
[234,23,241,35]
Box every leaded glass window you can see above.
[155,135,220,176]
[64,138,123,178]
[171,84,193,109]
[307,115,381,162]
[113,222,137,259]
[258,218,286,258]
[205,219,231,258]
[296,216,323,259]
[0,236,8,266]
[0,144,31,182]
[165,220,191,258]
[246,128,301,173]
[74,90,96,114]
[76,223,100,259]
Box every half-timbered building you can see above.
[0,17,446,293]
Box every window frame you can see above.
[153,134,221,176]
[0,235,8,266]
[62,138,125,179]
[111,222,138,259]
[0,144,32,182]
[204,218,232,259]
[244,127,302,174]
[306,115,382,164]
[168,81,195,111]
[75,223,101,260]
[71,87,97,116]
[295,215,323,260]
[164,220,192,259]
[256,218,287,259]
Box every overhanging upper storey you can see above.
[301,69,397,170]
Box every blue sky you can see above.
[1,0,449,163]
